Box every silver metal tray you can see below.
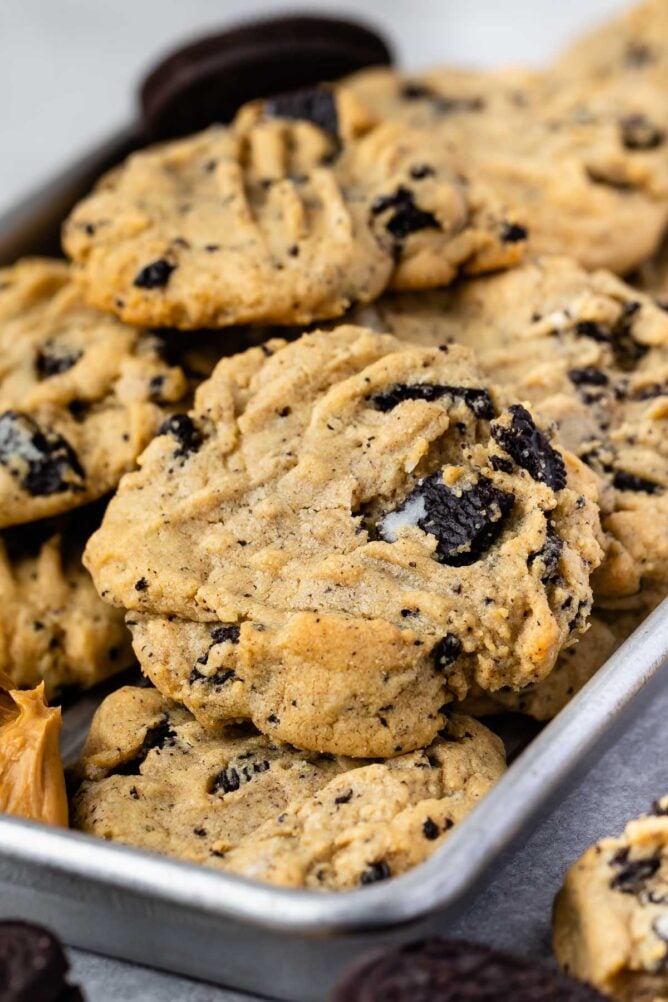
[0,132,666,1001]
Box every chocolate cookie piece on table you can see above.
[554,798,668,1001]
[0,921,83,1001]
[0,258,189,527]
[140,14,393,141]
[63,102,526,330]
[85,327,602,758]
[359,256,668,614]
[329,937,608,1001]
[71,685,505,888]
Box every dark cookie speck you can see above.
[371,185,441,240]
[360,860,391,885]
[491,405,567,490]
[265,87,338,139]
[0,410,85,497]
[372,383,495,420]
[157,413,203,458]
[134,259,176,289]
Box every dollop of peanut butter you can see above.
[0,670,68,826]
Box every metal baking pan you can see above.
[0,132,666,1001]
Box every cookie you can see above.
[339,28,668,276]
[140,14,393,140]
[0,508,133,698]
[85,326,603,757]
[458,609,645,721]
[71,685,354,864]
[0,258,189,527]
[63,101,526,329]
[0,921,83,1002]
[70,685,505,887]
[359,256,668,612]
[220,714,505,890]
[0,671,68,826]
[554,798,668,1001]
[330,938,608,1002]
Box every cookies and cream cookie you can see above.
[554,797,668,1001]
[85,326,602,757]
[0,258,189,527]
[71,685,505,888]
[63,102,526,329]
[358,257,668,612]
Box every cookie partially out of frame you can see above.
[340,0,668,277]
[63,94,526,330]
[359,256,668,613]
[0,258,189,527]
[85,326,603,758]
[0,509,133,698]
[330,937,608,1002]
[71,685,505,889]
[554,797,668,1002]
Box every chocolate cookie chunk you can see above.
[140,14,393,140]
[0,921,83,1001]
[329,938,607,1001]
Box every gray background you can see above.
[1,1,661,999]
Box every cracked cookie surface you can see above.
[0,258,189,527]
[63,96,525,330]
[71,685,505,888]
[85,326,602,757]
[554,797,668,1002]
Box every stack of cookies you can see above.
[2,0,666,891]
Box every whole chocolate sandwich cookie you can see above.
[0,921,83,1001]
[329,937,609,1001]
[85,327,603,757]
[140,14,393,140]
[358,256,668,614]
[0,258,189,527]
[0,507,132,698]
[554,797,668,1001]
[71,686,505,888]
[63,97,526,329]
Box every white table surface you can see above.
[1,2,660,999]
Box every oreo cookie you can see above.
[140,15,392,140]
[329,938,608,1002]
[0,921,84,1001]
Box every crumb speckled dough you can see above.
[71,685,505,888]
[63,94,526,330]
[85,326,603,757]
[0,512,133,699]
[457,609,645,721]
[0,258,189,527]
[554,798,668,1002]
[359,257,668,612]
[340,0,668,276]
[635,235,668,307]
